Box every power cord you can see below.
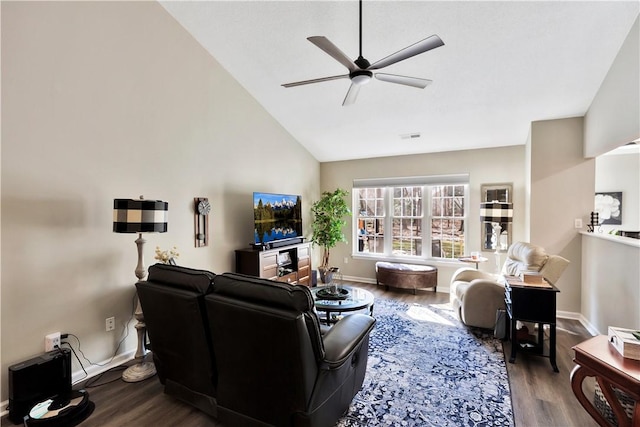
[59,293,137,387]
[83,365,127,388]
[56,343,88,384]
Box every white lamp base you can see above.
[491,222,503,274]
[122,361,156,383]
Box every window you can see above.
[430,185,465,258]
[354,176,468,260]
[355,188,385,254]
[392,186,423,256]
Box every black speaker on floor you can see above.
[8,349,72,424]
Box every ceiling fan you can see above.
[282,0,444,106]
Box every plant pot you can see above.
[319,266,340,286]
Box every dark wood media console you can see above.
[235,242,311,286]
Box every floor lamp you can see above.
[480,201,513,274]
[113,196,168,382]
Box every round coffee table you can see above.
[311,285,374,325]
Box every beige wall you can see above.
[584,16,639,157]
[1,1,319,400]
[319,146,526,290]
[529,117,595,314]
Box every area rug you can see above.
[336,298,514,426]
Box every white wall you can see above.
[595,149,640,233]
[319,145,526,291]
[581,233,640,333]
[0,1,319,400]
[584,16,640,157]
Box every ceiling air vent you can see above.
[400,133,421,140]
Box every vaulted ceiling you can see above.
[160,1,639,162]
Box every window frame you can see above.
[352,176,468,261]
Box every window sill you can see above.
[351,253,468,268]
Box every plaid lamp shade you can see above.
[480,202,513,223]
[113,199,168,233]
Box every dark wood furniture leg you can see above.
[550,324,558,372]
[509,317,518,364]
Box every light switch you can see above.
[574,218,583,229]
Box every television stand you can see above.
[235,242,311,286]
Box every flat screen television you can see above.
[253,192,303,245]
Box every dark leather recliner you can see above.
[136,264,218,416]
[206,273,376,427]
[137,266,376,427]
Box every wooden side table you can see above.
[570,335,640,427]
[458,256,488,269]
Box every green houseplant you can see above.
[310,188,351,283]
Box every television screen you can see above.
[253,192,302,244]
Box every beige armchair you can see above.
[450,242,570,329]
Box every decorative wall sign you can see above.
[594,192,622,225]
[194,197,210,247]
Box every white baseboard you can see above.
[70,349,135,385]
[577,314,601,336]
[556,310,600,336]
[556,310,581,320]
[342,275,376,285]
[0,350,134,419]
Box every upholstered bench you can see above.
[375,262,437,294]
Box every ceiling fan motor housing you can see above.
[354,56,371,69]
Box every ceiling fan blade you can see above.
[375,73,432,89]
[282,74,349,88]
[308,36,357,72]
[368,35,444,70]
[342,83,361,106]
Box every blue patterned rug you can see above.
[337,298,514,426]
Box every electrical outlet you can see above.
[45,332,61,352]
[574,218,583,229]
[344,257,349,264]
[105,317,115,332]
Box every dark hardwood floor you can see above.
[2,282,598,427]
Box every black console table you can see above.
[504,276,560,372]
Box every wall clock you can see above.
[194,197,210,247]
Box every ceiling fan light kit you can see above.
[351,70,372,86]
[282,0,444,106]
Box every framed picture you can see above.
[594,192,622,225]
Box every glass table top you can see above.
[311,285,374,311]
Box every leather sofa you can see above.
[450,242,570,329]
[136,265,376,427]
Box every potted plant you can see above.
[310,188,351,283]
